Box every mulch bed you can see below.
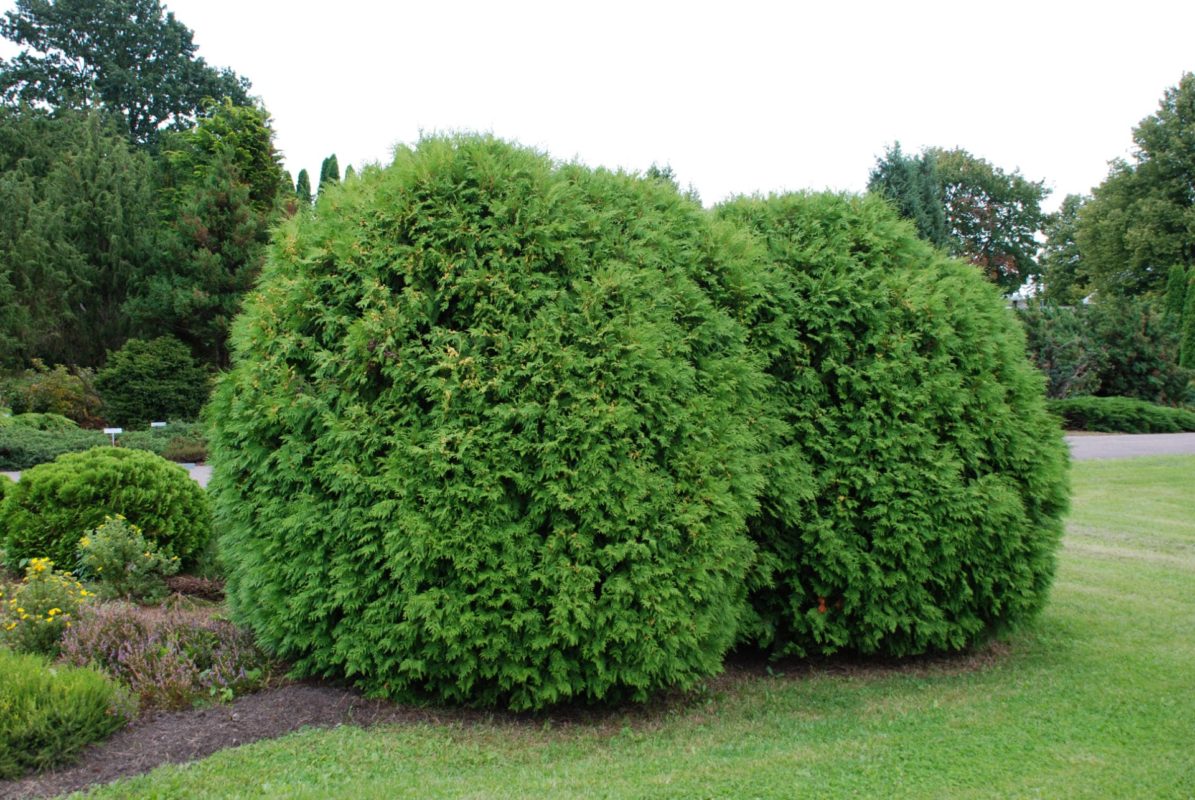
[0,631,1013,800]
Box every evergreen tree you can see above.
[128,102,284,366]
[343,164,355,181]
[1040,194,1089,305]
[868,143,948,248]
[318,153,339,195]
[295,168,312,204]
[0,107,157,366]
[1183,274,1195,368]
[1163,265,1188,324]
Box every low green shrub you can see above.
[209,135,767,709]
[1,447,212,568]
[117,422,208,462]
[1,361,103,428]
[95,336,210,427]
[1048,396,1195,433]
[716,192,1070,658]
[77,516,180,603]
[61,602,273,710]
[0,648,134,780]
[0,557,91,656]
[0,425,108,470]
[0,412,79,431]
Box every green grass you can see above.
[75,457,1195,799]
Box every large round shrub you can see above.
[1,447,212,567]
[95,336,210,426]
[208,135,768,709]
[716,193,1070,657]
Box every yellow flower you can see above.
[80,537,91,548]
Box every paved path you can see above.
[1066,432,1195,461]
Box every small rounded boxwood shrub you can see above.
[1,447,212,568]
[716,193,1070,658]
[95,336,210,426]
[208,135,768,709]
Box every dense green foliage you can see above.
[0,109,158,366]
[0,648,133,780]
[1048,396,1195,433]
[1183,271,1195,368]
[716,193,1069,658]
[867,143,948,248]
[1019,299,1190,403]
[1039,193,1088,305]
[94,336,209,426]
[209,135,768,709]
[1076,73,1195,298]
[129,101,286,366]
[1,447,211,567]
[0,424,106,469]
[867,145,1048,291]
[0,0,249,145]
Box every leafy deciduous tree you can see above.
[0,0,250,146]
[868,144,1048,291]
[1077,73,1195,298]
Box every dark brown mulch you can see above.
[163,575,224,602]
[0,640,1014,800]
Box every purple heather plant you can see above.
[60,602,273,710]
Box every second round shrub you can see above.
[717,193,1071,658]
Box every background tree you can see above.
[1183,274,1195,368]
[128,101,284,366]
[1077,73,1195,299]
[934,148,1049,291]
[1040,194,1088,305]
[0,0,250,146]
[343,164,356,181]
[867,143,948,247]
[317,153,339,195]
[0,107,157,366]
[295,168,312,204]
[868,145,1048,291]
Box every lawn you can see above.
[75,456,1195,799]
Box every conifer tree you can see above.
[318,154,339,195]
[295,168,312,204]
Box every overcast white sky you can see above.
[3,1,1193,211]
